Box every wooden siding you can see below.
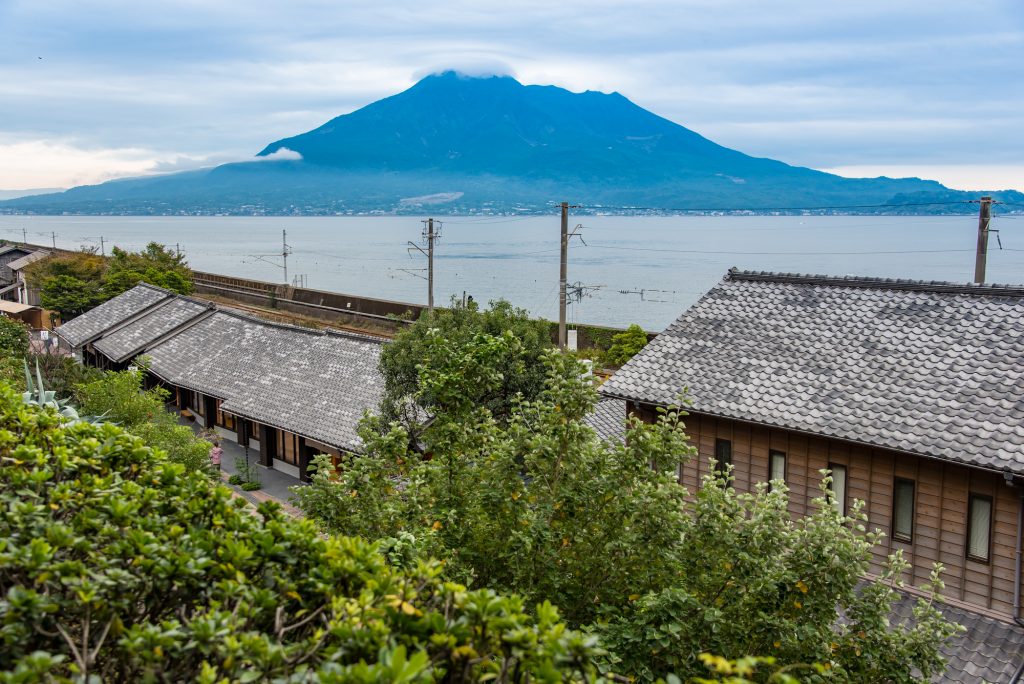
[632,403,1024,620]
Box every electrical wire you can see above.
[583,244,977,257]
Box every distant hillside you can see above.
[4,71,1021,215]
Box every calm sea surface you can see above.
[2,215,1021,330]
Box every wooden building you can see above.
[601,269,1024,683]
[55,283,387,482]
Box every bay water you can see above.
[2,215,1021,331]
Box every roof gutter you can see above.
[602,394,1024,481]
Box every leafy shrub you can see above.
[0,383,602,682]
[241,481,261,491]
[73,367,211,473]
[604,324,649,367]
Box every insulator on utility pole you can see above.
[974,196,993,284]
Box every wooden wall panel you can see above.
[638,403,1024,620]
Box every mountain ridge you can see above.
[3,71,1021,215]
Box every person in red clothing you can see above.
[209,437,223,471]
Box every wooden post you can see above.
[974,196,992,284]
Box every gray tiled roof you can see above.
[887,592,1024,683]
[56,283,170,348]
[93,296,213,363]
[602,270,1024,475]
[585,398,627,444]
[6,250,50,272]
[145,310,384,450]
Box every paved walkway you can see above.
[176,412,305,517]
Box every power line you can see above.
[584,244,976,256]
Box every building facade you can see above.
[602,269,1024,682]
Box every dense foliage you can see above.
[0,316,30,390]
[297,330,960,682]
[603,324,649,367]
[73,366,212,473]
[0,384,604,682]
[378,298,551,424]
[25,243,192,320]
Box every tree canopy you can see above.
[0,383,603,682]
[25,243,192,320]
[378,298,551,425]
[297,329,960,682]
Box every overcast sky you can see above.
[1,0,1021,191]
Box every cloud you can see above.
[253,147,302,162]
[0,0,1021,189]
[413,59,517,80]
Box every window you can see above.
[769,450,786,490]
[967,494,993,563]
[714,439,732,475]
[828,463,847,516]
[893,478,915,542]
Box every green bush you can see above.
[73,367,211,473]
[241,481,261,491]
[604,324,649,367]
[0,383,602,682]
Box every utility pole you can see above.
[406,219,440,315]
[974,196,993,284]
[51,232,57,250]
[281,229,292,285]
[100,236,105,257]
[426,218,435,313]
[559,202,569,349]
[21,227,27,244]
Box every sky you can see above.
[0,0,1021,192]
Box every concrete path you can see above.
[176,412,305,517]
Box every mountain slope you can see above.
[3,71,1019,215]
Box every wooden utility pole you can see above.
[974,196,993,283]
[559,202,569,349]
[100,236,105,257]
[427,217,435,313]
[51,232,56,249]
[21,227,27,244]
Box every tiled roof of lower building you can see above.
[601,269,1024,475]
[56,283,170,348]
[888,592,1024,683]
[93,297,213,363]
[144,309,384,450]
[585,398,627,444]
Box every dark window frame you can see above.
[714,438,732,474]
[768,450,787,491]
[966,493,993,564]
[827,463,848,516]
[892,478,915,543]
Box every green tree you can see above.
[297,329,959,683]
[298,332,698,626]
[604,323,649,367]
[74,366,211,473]
[0,383,602,682]
[104,242,193,297]
[594,476,962,682]
[0,316,29,390]
[40,274,104,319]
[378,298,551,424]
